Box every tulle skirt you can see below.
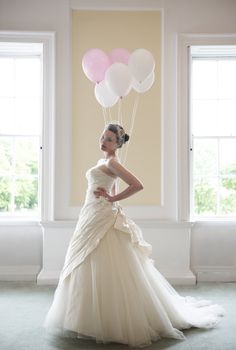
[43,226,225,348]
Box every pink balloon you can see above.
[82,49,111,84]
[109,48,130,65]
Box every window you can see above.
[190,45,236,219]
[0,31,55,222]
[0,42,43,219]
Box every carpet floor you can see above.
[0,281,235,350]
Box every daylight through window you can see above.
[190,45,236,218]
[0,42,43,219]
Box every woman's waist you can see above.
[87,183,111,190]
[84,189,111,206]
[84,189,121,209]
[86,185,111,198]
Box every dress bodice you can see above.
[84,159,117,205]
[59,158,154,284]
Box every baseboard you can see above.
[0,265,41,281]
[193,266,236,282]
[37,268,61,285]
[158,269,196,285]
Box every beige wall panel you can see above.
[71,10,162,206]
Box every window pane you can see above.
[218,100,236,136]
[220,177,236,215]
[0,58,14,96]
[193,139,218,176]
[15,137,39,175]
[0,56,41,135]
[192,100,218,136]
[15,97,41,135]
[0,176,11,212]
[193,100,236,137]
[0,97,15,133]
[15,58,41,97]
[218,60,236,99]
[14,177,38,212]
[0,136,40,215]
[194,178,217,215]
[0,137,13,173]
[0,97,40,135]
[219,139,236,174]
[192,60,218,99]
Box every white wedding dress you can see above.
[43,158,225,347]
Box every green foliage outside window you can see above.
[0,177,11,211]
[194,164,236,216]
[194,181,217,215]
[0,137,39,213]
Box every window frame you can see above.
[191,54,236,219]
[0,31,55,222]
[177,33,236,222]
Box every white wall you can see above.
[0,0,236,283]
[0,222,42,281]
[0,0,71,279]
[191,222,236,281]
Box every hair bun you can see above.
[124,133,129,143]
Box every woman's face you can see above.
[99,129,118,153]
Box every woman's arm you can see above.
[94,158,144,202]
[111,182,116,197]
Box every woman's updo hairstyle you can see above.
[105,123,130,148]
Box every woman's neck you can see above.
[103,152,116,160]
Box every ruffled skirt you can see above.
[43,226,225,348]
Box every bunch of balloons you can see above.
[82,48,155,108]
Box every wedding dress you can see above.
[43,158,225,347]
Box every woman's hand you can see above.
[93,187,114,202]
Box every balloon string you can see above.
[118,96,125,163]
[102,107,114,125]
[120,98,123,126]
[122,93,139,167]
[102,107,107,125]
[118,97,122,124]
[109,108,112,122]
[116,98,123,192]
[117,93,140,193]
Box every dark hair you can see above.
[105,123,130,148]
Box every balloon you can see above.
[128,48,155,83]
[109,48,130,65]
[94,80,119,108]
[82,49,111,84]
[132,71,155,93]
[105,63,132,98]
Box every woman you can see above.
[44,123,224,348]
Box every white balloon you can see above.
[128,48,155,83]
[95,80,119,108]
[105,62,132,98]
[132,71,155,93]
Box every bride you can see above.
[43,123,225,347]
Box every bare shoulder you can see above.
[106,157,144,188]
[107,157,123,170]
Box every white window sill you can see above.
[190,217,236,226]
[0,217,42,226]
